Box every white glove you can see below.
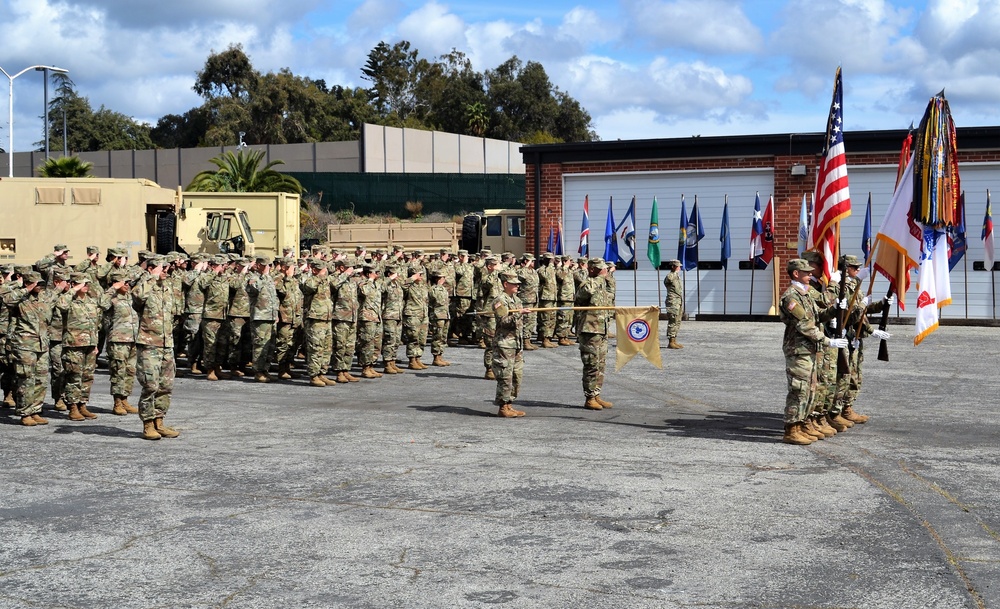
[828,337,849,349]
[857,267,870,281]
[830,270,842,283]
[851,339,861,350]
[838,298,848,309]
[861,295,872,307]
[829,318,837,330]
[884,294,895,307]
[871,329,891,340]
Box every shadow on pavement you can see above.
[52,423,136,438]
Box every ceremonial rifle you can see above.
[876,287,894,361]
[835,258,850,376]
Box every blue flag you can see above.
[616,196,637,267]
[603,196,619,264]
[862,192,872,264]
[677,195,688,270]
[684,198,705,271]
[554,220,564,256]
[947,191,966,270]
[546,227,555,254]
[720,200,731,268]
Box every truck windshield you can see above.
[486,216,502,237]
[507,216,524,237]
[207,214,222,240]
[238,211,255,244]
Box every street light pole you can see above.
[1,64,69,177]
[36,67,51,159]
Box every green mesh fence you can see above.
[287,172,526,217]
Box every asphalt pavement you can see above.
[1,321,998,609]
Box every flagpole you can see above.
[633,259,638,307]
[749,264,755,315]
[723,194,729,315]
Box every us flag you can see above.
[809,67,852,281]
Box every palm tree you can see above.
[37,156,93,177]
[187,149,302,194]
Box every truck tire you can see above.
[461,214,482,253]
[156,211,177,254]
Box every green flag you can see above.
[647,196,661,268]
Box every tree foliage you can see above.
[186,149,302,194]
[36,155,93,177]
[43,40,597,153]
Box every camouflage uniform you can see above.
[663,266,684,341]
[381,271,404,366]
[836,274,889,415]
[47,273,69,408]
[428,280,451,359]
[356,274,383,370]
[247,266,279,376]
[197,266,230,374]
[330,270,359,375]
[536,256,558,342]
[516,257,539,345]
[274,266,304,374]
[490,288,524,406]
[55,283,105,407]
[300,265,335,380]
[181,263,206,368]
[778,280,827,425]
[2,275,56,418]
[402,275,429,361]
[104,282,139,400]
[225,266,252,371]
[451,255,475,341]
[555,259,576,341]
[575,264,612,400]
[131,269,177,423]
[478,265,503,371]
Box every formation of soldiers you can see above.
[2,242,621,433]
[778,253,893,445]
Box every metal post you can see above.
[41,67,50,158]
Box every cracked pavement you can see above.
[1,321,998,608]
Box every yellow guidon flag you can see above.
[614,306,663,371]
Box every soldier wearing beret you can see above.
[663,259,684,349]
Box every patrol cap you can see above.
[52,269,71,282]
[392,244,405,252]
[800,251,823,265]
[502,251,514,259]
[428,271,443,281]
[520,253,535,261]
[588,258,607,270]
[210,255,228,266]
[479,248,492,255]
[457,249,469,256]
[439,248,451,255]
[484,256,499,264]
[69,272,89,284]
[14,264,33,275]
[668,259,682,267]
[499,271,521,284]
[110,247,128,258]
[842,254,862,267]
[308,259,327,270]
[541,252,555,259]
[561,255,572,262]
[22,271,42,284]
[577,257,587,263]
[311,244,324,252]
[412,249,424,256]
[373,249,386,256]
[255,254,272,266]
[1,263,14,275]
[147,255,167,268]
[787,258,813,272]
[299,249,309,258]
[384,267,398,277]
[54,244,69,252]
[86,245,99,255]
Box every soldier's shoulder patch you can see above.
[785,297,806,320]
[493,299,503,309]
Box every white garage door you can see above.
[562,169,775,315]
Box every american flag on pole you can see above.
[809,67,852,282]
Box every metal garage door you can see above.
[562,169,775,315]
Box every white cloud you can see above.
[396,1,467,59]
[623,0,764,54]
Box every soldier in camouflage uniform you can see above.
[516,254,539,350]
[536,252,558,347]
[225,258,253,376]
[428,272,451,367]
[197,257,231,381]
[132,256,179,440]
[778,259,846,445]
[55,273,105,421]
[47,268,71,411]
[103,272,140,415]
[0,264,17,408]
[74,246,101,286]
[247,255,279,382]
[477,257,502,378]
[800,251,845,439]
[380,267,405,374]
[402,269,429,370]
[2,271,60,426]
[663,259,684,349]
[300,259,336,387]
[330,260,359,383]
[180,254,208,374]
[575,259,614,410]
[451,250,475,343]
[555,255,576,345]
[274,257,304,380]
[491,272,527,418]
[356,265,384,378]
[37,244,71,288]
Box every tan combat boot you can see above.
[826,413,851,432]
[67,404,85,421]
[801,418,825,439]
[21,415,38,426]
[432,355,451,367]
[392,361,405,374]
[522,341,539,351]
[255,372,272,383]
[668,339,684,349]
[190,362,203,375]
[595,395,613,408]
[142,420,161,441]
[484,368,495,380]
[112,396,128,416]
[408,358,422,371]
[584,396,603,410]
[344,371,360,382]
[2,391,15,408]
[278,364,292,380]
[321,375,337,386]
[814,416,837,438]
[31,413,49,425]
[542,338,558,348]
[78,404,98,420]
[782,423,814,445]
[361,366,381,379]
[122,399,139,414]
[842,405,869,423]
[497,404,521,418]
[154,417,179,438]
[54,397,68,411]
[382,361,397,375]
[206,367,219,381]
[310,376,327,387]
[558,337,573,346]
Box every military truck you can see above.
[323,208,525,256]
[0,177,300,264]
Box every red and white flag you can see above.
[809,67,852,281]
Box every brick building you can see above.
[520,128,1000,320]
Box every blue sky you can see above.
[3,0,1000,153]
